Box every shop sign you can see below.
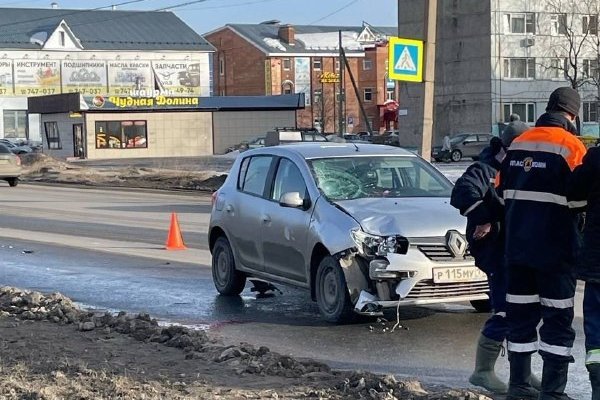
[61,60,107,95]
[0,60,13,95]
[152,61,201,95]
[88,95,200,109]
[107,61,153,95]
[14,60,60,96]
[319,71,340,84]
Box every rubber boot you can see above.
[506,352,539,400]
[539,360,574,400]
[587,363,600,400]
[468,334,508,394]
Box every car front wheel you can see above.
[212,236,246,295]
[451,149,462,162]
[7,178,18,187]
[315,255,355,323]
[470,299,492,313]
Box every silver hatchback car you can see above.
[209,144,489,323]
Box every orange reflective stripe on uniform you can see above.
[494,171,501,188]
[511,127,586,170]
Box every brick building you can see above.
[204,22,397,134]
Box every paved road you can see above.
[0,183,591,397]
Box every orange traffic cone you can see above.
[165,212,187,250]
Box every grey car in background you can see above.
[209,144,489,323]
[0,143,22,186]
[432,133,493,162]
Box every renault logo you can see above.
[447,230,467,258]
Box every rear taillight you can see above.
[211,191,218,206]
[15,156,21,166]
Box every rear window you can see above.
[239,156,273,197]
[0,143,11,154]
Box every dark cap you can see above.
[546,87,581,116]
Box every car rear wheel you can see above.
[470,299,492,313]
[315,255,355,324]
[7,178,18,187]
[212,236,246,295]
[451,149,462,162]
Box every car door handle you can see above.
[225,205,233,213]
[261,214,271,224]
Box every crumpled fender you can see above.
[335,250,369,304]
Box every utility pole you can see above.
[421,0,437,160]
[338,30,345,136]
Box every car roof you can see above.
[243,143,417,159]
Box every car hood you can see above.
[335,197,466,237]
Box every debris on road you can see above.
[0,286,492,399]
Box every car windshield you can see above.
[308,156,453,201]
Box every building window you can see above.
[335,59,340,71]
[282,58,291,71]
[503,103,535,123]
[313,57,322,70]
[59,31,65,47]
[3,110,27,138]
[503,58,536,79]
[314,89,322,104]
[219,57,224,76]
[505,13,535,34]
[386,89,395,101]
[282,81,293,95]
[584,102,598,122]
[363,58,373,70]
[44,121,61,149]
[583,15,598,35]
[363,88,373,102]
[336,89,345,102]
[550,14,567,35]
[95,120,148,149]
[549,58,562,79]
[583,59,599,78]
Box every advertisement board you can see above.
[61,60,107,95]
[294,57,311,106]
[107,61,153,95]
[0,60,13,95]
[152,61,201,95]
[14,60,60,96]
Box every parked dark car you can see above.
[432,133,494,162]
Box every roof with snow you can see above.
[215,23,396,54]
[0,7,213,51]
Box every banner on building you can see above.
[86,95,200,110]
[107,61,153,95]
[0,60,13,95]
[14,60,60,96]
[152,61,201,95]
[61,60,107,95]
[294,57,311,106]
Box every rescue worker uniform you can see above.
[497,89,587,400]
[451,138,509,394]
[568,146,600,400]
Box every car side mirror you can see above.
[279,192,309,209]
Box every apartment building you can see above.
[204,22,397,133]
[399,0,600,147]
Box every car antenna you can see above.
[352,141,359,152]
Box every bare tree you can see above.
[545,0,596,89]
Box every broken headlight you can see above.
[351,229,408,257]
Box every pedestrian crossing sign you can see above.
[388,37,423,82]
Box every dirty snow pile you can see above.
[0,286,490,399]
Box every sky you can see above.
[0,0,398,34]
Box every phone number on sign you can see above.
[19,88,57,95]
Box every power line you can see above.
[179,0,280,11]
[0,0,150,30]
[307,0,361,25]
[154,0,208,11]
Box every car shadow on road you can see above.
[90,204,211,214]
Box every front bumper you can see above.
[355,240,489,312]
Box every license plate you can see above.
[433,266,487,283]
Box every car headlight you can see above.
[351,229,408,257]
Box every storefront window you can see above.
[95,120,147,149]
[4,110,27,138]
[44,121,61,149]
